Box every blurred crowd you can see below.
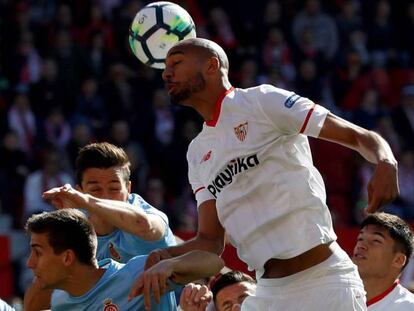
[0,0,414,236]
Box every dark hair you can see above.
[25,209,97,265]
[75,142,131,185]
[361,212,414,268]
[211,271,256,302]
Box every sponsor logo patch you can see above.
[284,94,300,108]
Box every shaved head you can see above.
[171,38,229,72]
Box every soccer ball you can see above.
[129,1,196,69]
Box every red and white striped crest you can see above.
[234,121,248,142]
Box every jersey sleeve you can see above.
[187,142,215,207]
[255,84,329,138]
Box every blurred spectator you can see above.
[65,122,93,172]
[397,150,414,220]
[81,4,115,53]
[336,0,363,50]
[294,59,323,103]
[262,27,295,83]
[367,0,395,66]
[29,58,65,120]
[23,144,73,219]
[0,130,30,228]
[352,88,383,130]
[152,89,175,148]
[292,0,339,62]
[145,177,178,230]
[73,77,107,138]
[7,93,37,156]
[392,84,414,151]
[7,31,42,90]
[86,31,112,78]
[41,107,71,150]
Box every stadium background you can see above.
[0,0,413,303]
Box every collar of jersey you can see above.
[205,86,235,127]
[367,279,399,306]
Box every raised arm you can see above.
[42,184,165,240]
[144,199,226,269]
[318,113,399,212]
[129,250,224,310]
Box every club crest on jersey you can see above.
[234,121,248,142]
[284,93,301,108]
[109,242,121,261]
[200,150,212,163]
[103,299,119,311]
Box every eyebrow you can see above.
[360,229,386,239]
[85,180,121,185]
[168,51,185,57]
[30,243,43,249]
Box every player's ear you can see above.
[205,56,220,74]
[62,249,76,266]
[392,252,406,270]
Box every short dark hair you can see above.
[361,212,414,268]
[25,209,97,265]
[75,142,131,185]
[211,271,256,302]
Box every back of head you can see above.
[75,142,131,185]
[361,212,414,268]
[211,271,256,301]
[173,38,230,73]
[25,209,97,265]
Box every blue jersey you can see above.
[0,299,14,311]
[51,256,178,311]
[96,193,176,262]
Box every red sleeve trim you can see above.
[194,187,205,194]
[299,104,316,134]
[367,280,399,307]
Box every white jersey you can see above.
[187,84,336,274]
[368,283,414,311]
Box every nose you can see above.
[27,253,35,269]
[162,66,172,81]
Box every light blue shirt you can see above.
[0,299,14,311]
[51,256,178,310]
[96,193,176,262]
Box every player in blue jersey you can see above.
[25,209,224,311]
[24,142,176,310]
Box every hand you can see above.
[179,283,212,311]
[42,184,89,210]
[366,160,399,213]
[144,248,173,270]
[128,257,175,310]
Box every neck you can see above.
[62,263,105,297]
[185,77,232,121]
[363,276,398,301]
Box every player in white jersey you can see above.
[25,209,224,311]
[129,38,399,310]
[353,212,414,310]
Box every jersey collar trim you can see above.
[367,279,399,306]
[206,86,235,127]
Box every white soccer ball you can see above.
[129,1,197,69]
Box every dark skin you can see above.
[130,37,399,304]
